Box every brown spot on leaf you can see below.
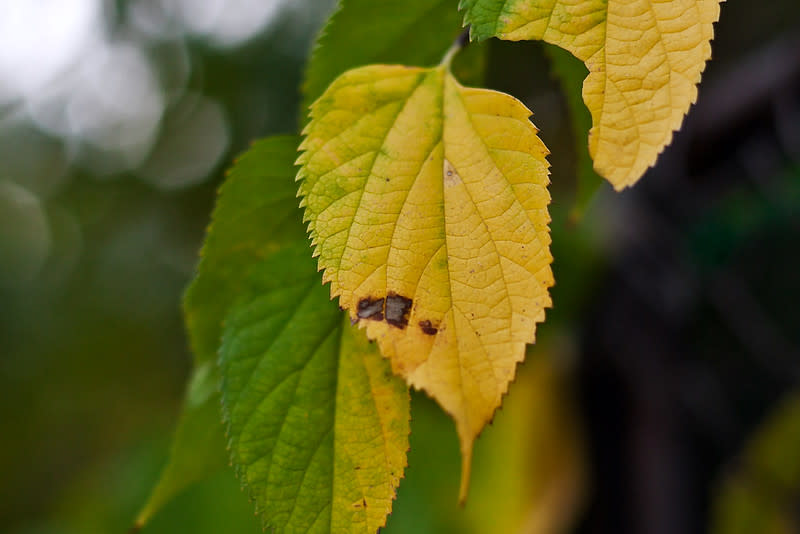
[385,293,412,328]
[419,320,438,335]
[357,297,384,321]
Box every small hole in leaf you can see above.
[385,293,412,329]
[357,297,385,321]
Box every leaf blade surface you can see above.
[199,137,410,533]
[220,245,410,533]
[136,136,305,527]
[298,64,553,499]
[185,136,306,366]
[144,135,410,533]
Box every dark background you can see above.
[1,1,798,533]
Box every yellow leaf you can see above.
[462,0,723,189]
[297,63,553,501]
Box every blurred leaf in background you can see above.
[711,391,800,534]
[383,334,585,534]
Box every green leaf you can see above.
[301,0,480,118]
[133,362,227,530]
[184,135,306,367]
[174,133,409,533]
[220,242,410,533]
[137,136,307,528]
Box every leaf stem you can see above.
[440,27,471,69]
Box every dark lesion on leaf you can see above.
[357,297,385,321]
[385,293,412,329]
[356,293,415,329]
[418,320,438,335]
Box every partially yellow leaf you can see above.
[297,64,553,500]
[462,0,723,188]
